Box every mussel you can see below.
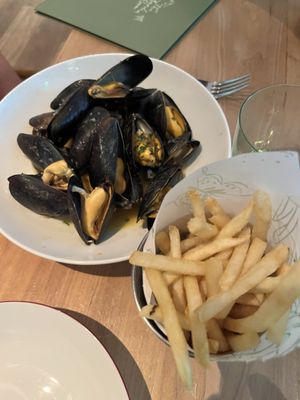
[8,174,69,219]
[88,54,153,100]
[140,90,192,148]
[51,79,95,110]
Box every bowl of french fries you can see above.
[130,151,300,390]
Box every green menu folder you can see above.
[36,0,217,59]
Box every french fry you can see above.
[219,228,251,291]
[229,304,259,319]
[249,276,281,294]
[180,236,202,253]
[205,258,223,297]
[139,304,191,331]
[252,190,272,241]
[155,231,170,255]
[240,237,267,276]
[267,309,290,345]
[188,190,205,219]
[196,244,289,322]
[214,248,233,261]
[130,252,206,276]
[223,260,300,334]
[145,268,192,389]
[187,218,218,240]
[168,225,187,314]
[198,278,207,301]
[183,236,248,261]
[226,331,260,352]
[206,319,230,352]
[208,339,219,354]
[217,200,253,239]
[276,263,291,276]
[184,275,210,367]
[205,197,231,228]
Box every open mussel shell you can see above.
[8,174,69,219]
[88,54,153,100]
[164,139,202,167]
[67,175,114,245]
[51,79,95,110]
[125,113,165,170]
[140,90,192,147]
[17,133,64,172]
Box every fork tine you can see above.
[210,77,250,93]
[212,74,250,88]
[213,83,250,99]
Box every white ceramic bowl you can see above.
[0,53,230,265]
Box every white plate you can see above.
[0,53,230,265]
[0,302,129,399]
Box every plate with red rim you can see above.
[0,301,129,399]
[0,53,230,265]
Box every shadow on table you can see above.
[59,308,151,400]
[207,362,288,400]
[62,260,132,277]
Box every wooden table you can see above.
[1,1,300,399]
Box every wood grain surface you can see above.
[1,1,300,399]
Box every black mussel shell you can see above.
[17,133,64,172]
[29,112,55,137]
[137,165,182,220]
[92,54,153,93]
[8,174,69,219]
[69,106,110,174]
[51,79,95,110]
[48,86,91,147]
[88,116,120,188]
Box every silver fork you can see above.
[198,74,250,99]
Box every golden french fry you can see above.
[252,190,272,241]
[139,304,191,331]
[196,244,289,322]
[205,197,231,228]
[183,236,248,261]
[215,303,234,320]
[198,278,207,301]
[276,263,291,276]
[169,225,182,259]
[208,214,231,229]
[240,237,267,276]
[180,236,202,253]
[188,190,205,219]
[155,231,170,255]
[168,225,187,313]
[223,260,300,334]
[205,258,223,297]
[236,293,264,306]
[229,304,259,319]
[184,275,210,367]
[249,276,281,294]
[206,319,230,353]
[226,331,260,352]
[208,339,219,354]
[217,200,253,239]
[187,218,218,240]
[145,268,192,389]
[214,248,233,261]
[267,309,289,345]
[219,228,251,290]
[129,252,206,276]
[163,272,179,286]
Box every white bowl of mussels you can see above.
[0,53,230,265]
